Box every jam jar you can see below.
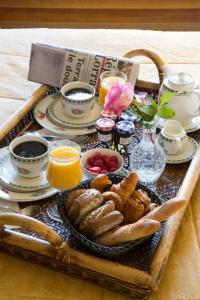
[101,109,118,121]
[115,121,136,146]
[96,118,115,148]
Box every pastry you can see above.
[67,189,104,226]
[123,197,145,224]
[79,201,123,238]
[110,172,138,203]
[90,174,112,192]
[144,203,158,215]
[95,219,161,246]
[102,191,124,212]
[142,197,187,222]
[132,189,151,207]
[64,189,86,212]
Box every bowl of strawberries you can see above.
[81,148,124,177]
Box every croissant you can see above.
[123,197,144,224]
[102,191,124,212]
[90,174,112,192]
[132,189,151,208]
[110,172,138,203]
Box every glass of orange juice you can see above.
[46,140,82,221]
[98,71,127,106]
[47,140,82,190]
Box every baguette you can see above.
[95,219,160,246]
[141,197,187,222]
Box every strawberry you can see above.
[101,169,109,174]
[88,166,101,174]
[93,159,104,168]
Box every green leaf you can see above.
[133,101,157,119]
[160,92,176,106]
[158,106,175,119]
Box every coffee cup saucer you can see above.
[165,137,198,164]
[0,154,49,192]
[158,116,200,133]
[47,96,101,129]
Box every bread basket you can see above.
[57,173,163,257]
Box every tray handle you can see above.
[123,48,167,90]
[0,213,71,263]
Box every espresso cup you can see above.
[158,120,187,155]
[10,134,49,178]
[61,81,96,118]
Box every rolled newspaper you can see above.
[28,42,140,92]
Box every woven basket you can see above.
[57,174,163,257]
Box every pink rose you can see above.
[104,81,134,116]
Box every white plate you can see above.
[34,94,97,136]
[166,137,198,164]
[0,146,57,202]
[158,116,200,133]
[47,97,101,129]
[0,155,49,192]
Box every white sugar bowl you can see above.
[159,72,200,127]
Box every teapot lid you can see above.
[168,72,195,91]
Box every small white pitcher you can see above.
[158,120,187,155]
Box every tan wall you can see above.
[0,0,200,30]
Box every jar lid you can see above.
[96,118,115,132]
[101,109,117,120]
[167,72,195,92]
[115,121,135,135]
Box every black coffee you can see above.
[13,141,47,158]
[65,88,92,101]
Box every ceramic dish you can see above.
[0,155,49,192]
[0,146,57,202]
[166,137,198,164]
[47,98,101,129]
[34,94,97,136]
[81,148,124,178]
[158,116,200,133]
[57,174,163,257]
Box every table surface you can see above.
[0,28,200,300]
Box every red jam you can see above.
[96,118,115,142]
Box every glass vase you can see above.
[130,119,166,183]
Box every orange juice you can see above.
[47,146,82,190]
[98,76,126,106]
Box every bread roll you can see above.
[95,219,161,246]
[141,197,187,222]
[67,189,103,226]
[90,174,112,192]
[132,189,151,207]
[79,201,123,238]
[102,191,124,212]
[123,197,144,224]
[79,200,115,235]
[64,189,86,212]
[111,172,138,203]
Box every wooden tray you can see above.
[0,49,200,299]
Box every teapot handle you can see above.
[192,89,200,117]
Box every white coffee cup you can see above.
[61,81,96,118]
[158,120,187,155]
[10,134,49,178]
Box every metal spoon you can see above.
[0,204,41,217]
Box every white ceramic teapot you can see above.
[159,72,200,128]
